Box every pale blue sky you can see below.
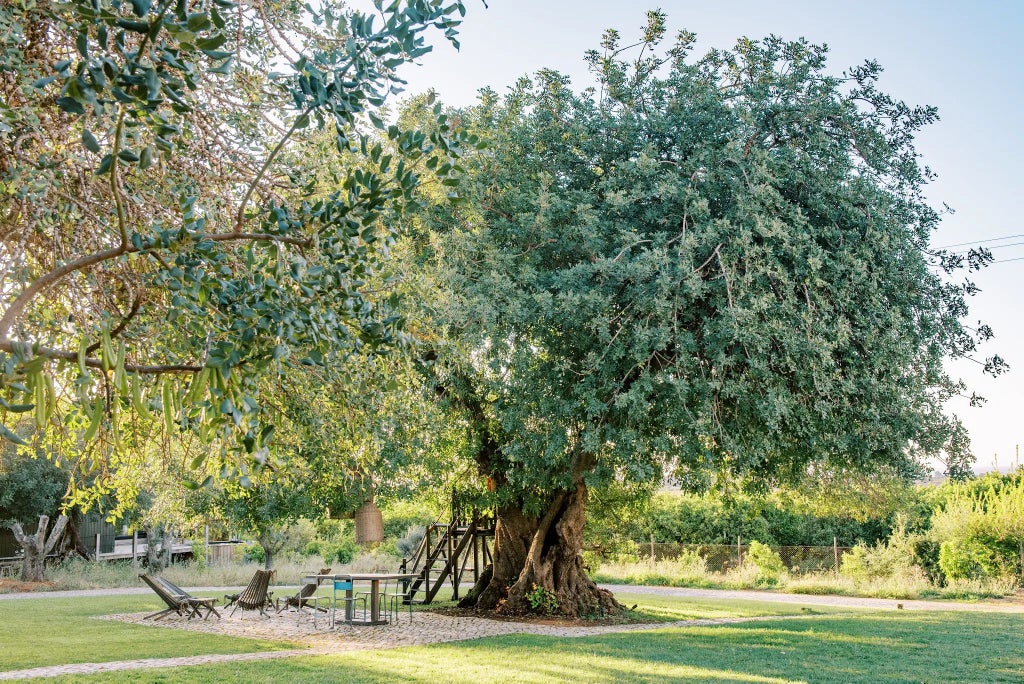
[378,0,1024,472]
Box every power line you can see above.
[990,256,1024,264]
[951,240,1024,254]
[933,233,1024,250]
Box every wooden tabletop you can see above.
[328,572,418,581]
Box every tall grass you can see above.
[593,560,1017,600]
[34,547,403,592]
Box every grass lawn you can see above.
[3,591,1020,683]
[0,595,294,672]
[607,591,840,622]
[35,610,1022,683]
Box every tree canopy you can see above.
[417,13,999,614]
[0,0,478,506]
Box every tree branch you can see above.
[0,232,308,337]
[0,338,202,374]
[85,289,142,354]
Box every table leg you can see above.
[370,579,380,623]
[346,585,354,623]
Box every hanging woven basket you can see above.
[354,499,384,545]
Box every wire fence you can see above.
[634,541,853,574]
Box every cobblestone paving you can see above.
[0,609,797,680]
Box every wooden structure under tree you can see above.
[399,505,494,605]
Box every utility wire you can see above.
[951,240,1024,254]
[933,233,1024,250]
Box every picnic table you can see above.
[309,572,417,626]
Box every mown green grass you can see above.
[610,591,839,622]
[0,590,831,674]
[0,595,294,672]
[29,610,1023,683]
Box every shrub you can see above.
[395,525,425,559]
[745,541,785,586]
[840,519,923,583]
[938,538,1000,581]
[672,549,709,577]
[243,543,265,564]
[525,583,559,614]
[381,501,437,539]
[315,519,345,541]
[329,537,359,565]
[278,519,317,558]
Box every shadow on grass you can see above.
[35,611,1024,683]
[0,595,291,672]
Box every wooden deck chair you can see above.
[139,573,188,620]
[224,569,275,617]
[156,576,221,620]
[276,579,326,614]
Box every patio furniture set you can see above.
[139,568,417,628]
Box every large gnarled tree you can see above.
[421,14,1001,616]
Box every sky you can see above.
[372,0,1024,473]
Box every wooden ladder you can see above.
[400,512,493,605]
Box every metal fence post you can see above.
[834,536,840,574]
[650,534,655,569]
[737,535,741,567]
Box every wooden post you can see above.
[737,535,742,567]
[131,531,138,566]
[834,536,840,574]
[472,526,480,583]
[94,533,101,561]
[204,525,210,566]
[650,534,656,569]
[448,525,457,600]
[424,526,431,595]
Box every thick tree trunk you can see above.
[144,525,175,571]
[463,480,621,618]
[261,541,274,570]
[11,514,69,582]
[459,504,537,609]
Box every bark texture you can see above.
[465,480,621,618]
[10,514,69,582]
[144,524,175,571]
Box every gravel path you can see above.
[598,583,1024,613]
[0,586,245,601]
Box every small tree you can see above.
[0,431,70,581]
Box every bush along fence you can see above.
[634,537,853,574]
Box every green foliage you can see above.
[381,500,437,539]
[598,491,891,549]
[242,542,265,565]
[840,521,925,583]
[421,18,993,522]
[0,0,476,502]
[328,537,359,565]
[0,440,68,525]
[939,538,1001,581]
[524,583,560,615]
[744,541,784,586]
[395,525,426,559]
[929,469,1024,581]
